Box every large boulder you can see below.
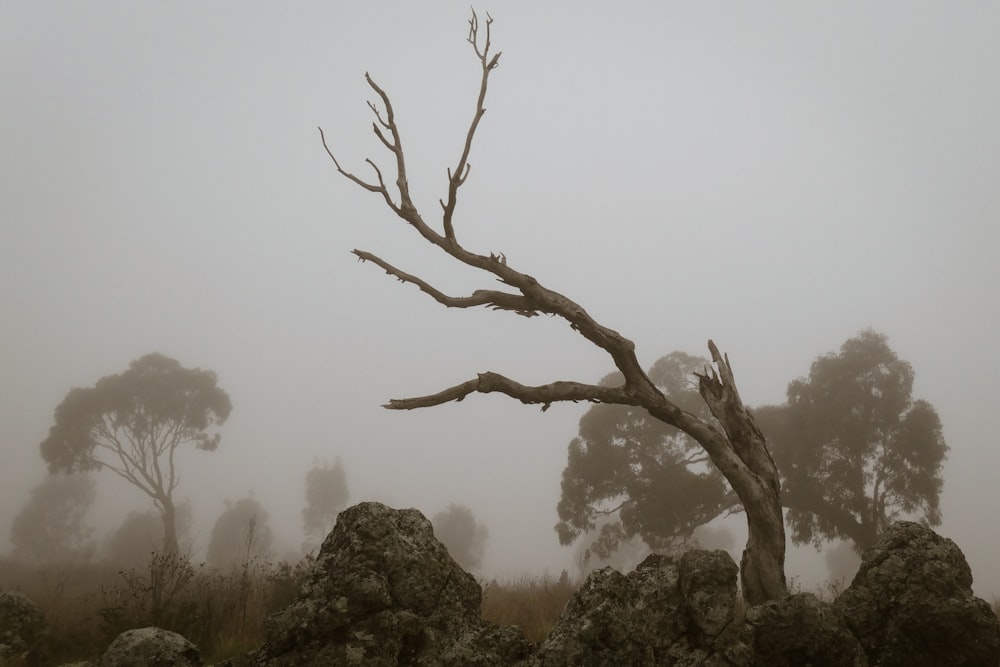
[97,627,201,667]
[534,550,738,665]
[834,521,1000,666]
[244,501,532,666]
[728,593,867,667]
[0,590,46,664]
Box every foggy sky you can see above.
[2,3,998,593]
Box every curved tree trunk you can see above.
[696,342,786,604]
[645,341,787,605]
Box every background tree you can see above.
[301,457,350,554]
[431,503,489,572]
[555,352,734,559]
[40,353,232,554]
[104,502,194,568]
[10,473,96,563]
[755,329,947,551]
[556,330,947,560]
[206,496,275,569]
[324,10,787,604]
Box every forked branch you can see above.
[440,10,502,241]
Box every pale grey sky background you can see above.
[2,3,998,593]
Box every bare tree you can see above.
[321,11,787,604]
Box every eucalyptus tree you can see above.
[40,352,232,554]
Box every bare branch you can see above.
[441,9,503,241]
[352,249,543,316]
[318,126,386,195]
[363,73,415,213]
[385,372,636,412]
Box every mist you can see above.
[2,1,999,603]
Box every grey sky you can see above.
[2,3,998,592]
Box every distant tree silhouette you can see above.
[105,502,193,568]
[431,503,489,571]
[556,330,947,560]
[302,458,350,553]
[757,329,948,551]
[206,496,274,569]
[40,353,232,554]
[10,473,96,563]
[555,352,733,560]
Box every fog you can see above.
[2,2,998,595]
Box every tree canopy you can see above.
[302,458,350,554]
[557,330,947,558]
[431,503,489,572]
[206,496,274,569]
[757,329,947,551]
[10,473,96,563]
[40,352,232,553]
[104,503,194,568]
[555,352,732,558]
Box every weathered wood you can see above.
[322,10,788,603]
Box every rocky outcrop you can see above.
[535,550,737,665]
[0,590,46,664]
[732,592,867,666]
[835,521,1000,667]
[97,627,201,667]
[222,504,997,666]
[243,502,532,666]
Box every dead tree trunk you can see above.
[321,11,787,604]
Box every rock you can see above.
[835,521,1000,667]
[97,627,201,667]
[534,550,738,666]
[222,506,999,667]
[246,502,533,666]
[735,593,867,667]
[0,590,46,663]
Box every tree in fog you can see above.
[105,502,194,568]
[556,330,947,560]
[206,496,274,569]
[10,473,96,563]
[755,329,947,551]
[574,517,734,578]
[323,10,786,604]
[39,353,232,554]
[555,352,733,561]
[431,503,489,571]
[302,458,350,553]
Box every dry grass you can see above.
[2,554,583,664]
[0,553,312,665]
[480,571,577,643]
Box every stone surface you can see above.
[222,505,1000,667]
[0,590,46,664]
[243,501,532,666]
[97,627,201,667]
[835,521,1000,667]
[735,593,867,667]
[534,550,738,666]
